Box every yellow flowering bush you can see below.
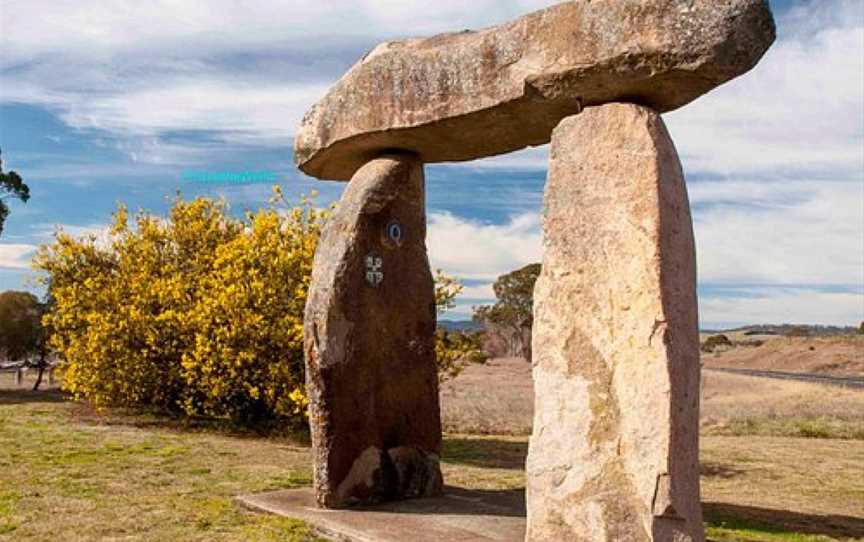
[434,269,488,381]
[179,202,321,423]
[35,192,325,425]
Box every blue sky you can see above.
[0,0,862,329]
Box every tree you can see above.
[0,291,41,361]
[30,288,54,391]
[0,148,30,237]
[0,290,54,390]
[786,325,812,337]
[474,263,541,361]
[700,334,732,353]
[434,269,487,382]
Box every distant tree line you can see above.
[728,324,862,337]
[0,290,52,390]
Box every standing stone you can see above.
[304,154,443,509]
[526,104,704,542]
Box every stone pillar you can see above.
[304,153,443,509]
[526,103,704,542]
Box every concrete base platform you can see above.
[237,486,526,542]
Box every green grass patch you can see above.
[709,416,864,440]
[442,435,527,469]
[0,394,320,541]
[240,516,328,542]
[0,490,20,535]
[706,515,838,542]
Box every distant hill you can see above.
[713,324,860,337]
[438,320,484,332]
[445,322,861,336]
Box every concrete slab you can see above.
[237,486,526,542]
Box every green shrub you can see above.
[701,334,733,353]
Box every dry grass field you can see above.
[701,371,864,439]
[442,336,864,439]
[440,357,534,435]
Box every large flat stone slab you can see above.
[527,104,703,541]
[237,487,526,542]
[303,154,442,509]
[295,0,775,180]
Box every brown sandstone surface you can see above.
[295,0,775,180]
[303,154,442,508]
[526,104,703,541]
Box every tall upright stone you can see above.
[304,154,443,509]
[526,103,703,541]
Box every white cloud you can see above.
[59,82,328,147]
[441,145,550,171]
[0,1,561,59]
[700,288,863,327]
[693,179,863,286]
[27,223,114,251]
[5,0,861,177]
[0,73,328,153]
[665,0,864,177]
[426,211,542,315]
[0,244,36,269]
[459,283,496,300]
[662,0,864,327]
[427,212,541,282]
[442,300,479,321]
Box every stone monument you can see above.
[297,0,774,539]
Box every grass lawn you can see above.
[2,385,863,541]
[0,389,323,542]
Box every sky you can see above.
[0,0,862,329]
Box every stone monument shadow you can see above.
[352,486,527,519]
